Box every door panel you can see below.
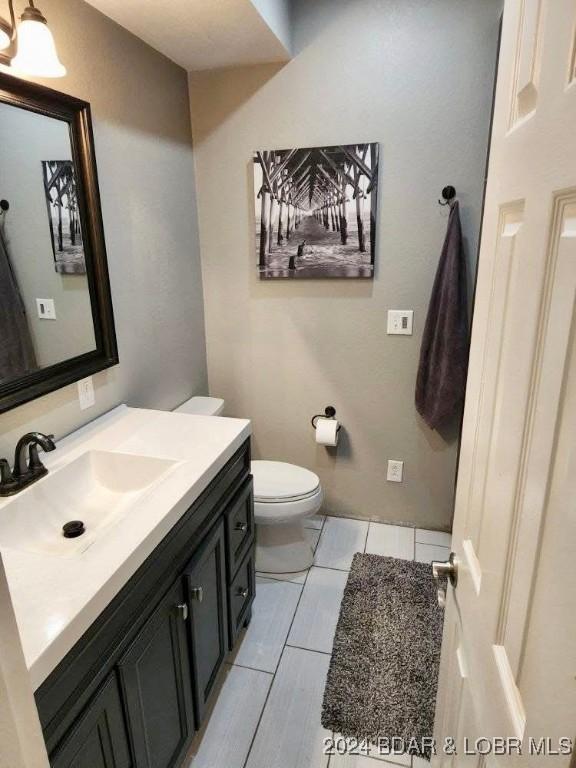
[185,519,228,726]
[51,673,131,768]
[434,0,576,764]
[119,580,194,768]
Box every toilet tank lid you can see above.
[251,460,320,501]
[174,396,225,416]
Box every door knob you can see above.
[431,552,458,608]
[236,587,249,599]
[176,603,189,621]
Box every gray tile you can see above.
[415,528,451,548]
[329,752,411,767]
[315,517,368,570]
[287,566,348,654]
[232,577,302,672]
[306,527,321,552]
[415,543,450,564]
[246,647,331,768]
[305,514,326,530]
[256,569,308,585]
[365,523,414,560]
[188,665,271,768]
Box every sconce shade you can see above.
[10,6,66,77]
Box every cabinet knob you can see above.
[190,586,204,603]
[176,603,189,621]
[235,521,248,533]
[236,587,249,599]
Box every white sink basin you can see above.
[0,450,179,557]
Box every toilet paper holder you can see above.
[311,406,342,433]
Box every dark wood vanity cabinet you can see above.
[36,440,254,768]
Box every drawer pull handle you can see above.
[236,587,249,599]
[176,603,189,621]
[235,521,248,533]
[190,586,203,603]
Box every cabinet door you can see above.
[185,518,228,726]
[51,673,131,768]
[119,580,194,768]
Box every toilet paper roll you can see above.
[315,417,340,446]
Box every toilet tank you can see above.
[173,396,225,416]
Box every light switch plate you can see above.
[387,310,413,335]
[78,377,95,410]
[36,298,56,320]
[387,460,404,482]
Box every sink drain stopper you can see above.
[63,520,86,538]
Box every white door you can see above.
[433,0,576,765]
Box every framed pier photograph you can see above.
[253,143,379,279]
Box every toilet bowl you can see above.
[172,397,323,573]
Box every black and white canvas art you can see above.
[42,160,86,275]
[254,143,379,279]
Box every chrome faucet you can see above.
[0,432,56,497]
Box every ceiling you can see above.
[84,0,293,71]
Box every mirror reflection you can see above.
[0,101,96,386]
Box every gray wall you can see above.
[189,0,501,531]
[0,0,207,457]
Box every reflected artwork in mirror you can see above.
[0,73,117,412]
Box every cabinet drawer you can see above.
[225,477,254,580]
[228,547,256,647]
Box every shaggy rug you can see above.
[321,553,444,761]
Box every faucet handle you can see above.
[0,458,18,495]
[0,458,14,483]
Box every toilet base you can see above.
[255,520,314,573]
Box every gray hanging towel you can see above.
[416,201,469,430]
[0,227,37,383]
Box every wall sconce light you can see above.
[0,0,66,78]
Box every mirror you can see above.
[0,74,117,412]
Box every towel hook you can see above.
[438,186,456,207]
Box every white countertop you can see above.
[0,405,251,690]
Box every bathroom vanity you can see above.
[0,406,254,768]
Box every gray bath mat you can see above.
[321,553,444,761]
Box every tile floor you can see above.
[185,517,451,768]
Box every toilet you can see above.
[173,396,323,573]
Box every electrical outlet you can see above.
[387,310,413,335]
[36,298,56,320]
[78,376,95,410]
[387,459,404,482]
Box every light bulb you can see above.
[11,7,66,78]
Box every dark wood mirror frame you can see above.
[0,73,118,414]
